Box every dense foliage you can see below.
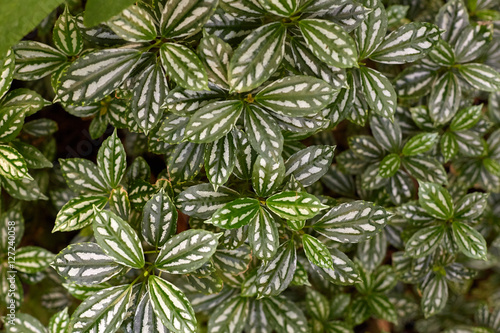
[1,0,500,332]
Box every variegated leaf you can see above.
[285,145,335,186]
[53,195,108,232]
[198,34,232,89]
[256,240,297,298]
[132,63,168,134]
[313,201,390,243]
[441,132,458,162]
[185,100,244,143]
[1,176,48,201]
[452,222,487,260]
[208,198,260,229]
[306,288,330,321]
[204,133,236,190]
[249,205,279,260]
[266,191,327,221]
[213,245,252,275]
[458,63,500,92]
[53,6,84,56]
[107,5,157,42]
[401,156,448,185]
[167,141,205,182]
[255,75,335,117]
[5,313,47,333]
[0,49,15,99]
[0,145,31,180]
[428,39,455,66]
[299,19,358,68]
[428,71,461,126]
[418,182,454,220]
[176,183,239,219]
[450,104,483,131]
[13,41,67,81]
[160,0,218,39]
[109,187,130,221]
[454,24,492,63]
[204,8,262,42]
[370,22,440,64]
[394,66,437,99]
[49,307,70,333]
[219,0,265,18]
[11,141,52,169]
[253,155,286,197]
[355,0,388,59]
[421,274,448,317]
[51,242,122,285]
[358,66,396,120]
[302,234,334,269]
[134,293,170,333]
[57,49,141,105]
[15,246,54,274]
[157,114,189,143]
[60,158,109,195]
[261,296,308,333]
[160,43,209,91]
[245,104,283,160]
[97,129,126,189]
[208,296,249,333]
[366,294,397,323]
[436,0,469,45]
[142,189,177,248]
[93,208,145,269]
[402,132,439,156]
[156,229,220,274]
[69,285,134,333]
[228,22,286,92]
[163,86,224,116]
[454,192,488,221]
[258,0,297,16]
[378,153,400,178]
[406,225,445,257]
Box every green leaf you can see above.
[266,191,327,221]
[177,183,239,219]
[452,222,487,260]
[299,19,358,68]
[258,0,297,16]
[13,41,67,81]
[97,130,126,189]
[0,49,14,99]
[160,43,209,91]
[421,274,448,317]
[132,63,168,134]
[256,240,297,298]
[208,198,260,229]
[244,104,284,160]
[53,6,84,56]
[355,0,388,59]
[204,133,237,190]
[255,75,335,117]
[2,88,50,117]
[69,284,134,333]
[107,5,157,42]
[370,114,402,153]
[357,231,387,271]
[311,248,360,285]
[156,229,220,274]
[454,24,492,63]
[458,63,500,92]
[109,187,130,221]
[51,242,123,285]
[262,296,308,333]
[302,234,334,269]
[53,195,108,232]
[5,313,47,333]
[285,145,336,186]
[418,182,454,220]
[450,105,483,132]
[401,156,448,185]
[248,205,279,260]
[141,189,177,248]
[83,0,136,26]
[49,307,70,333]
[207,296,249,333]
[454,192,488,221]
[57,49,141,105]
[402,132,439,156]
[160,0,218,38]
[213,245,252,275]
[441,132,459,162]
[228,22,286,92]
[15,246,54,273]
[406,225,446,258]
[148,275,198,333]
[306,288,330,321]
[429,72,461,126]
[394,66,437,99]
[428,39,455,66]
[134,293,170,333]
[1,176,48,201]
[167,142,205,182]
[23,118,58,137]
[455,131,484,157]
[198,34,232,89]
[157,114,189,144]
[358,66,397,120]
[436,0,469,45]
[93,208,145,269]
[185,100,244,143]
[11,141,51,169]
[367,294,397,323]
[313,201,390,243]
[0,145,31,180]
[378,153,400,178]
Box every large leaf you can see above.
[258,0,297,16]
[266,191,327,221]
[302,234,334,269]
[358,66,397,120]
[285,145,336,187]
[405,225,445,258]
[14,246,54,274]
[428,72,461,126]
[458,63,500,92]
[57,49,141,105]
[252,154,286,197]
[228,22,286,92]
[134,293,170,333]
[244,104,284,160]
[207,296,249,333]
[0,145,31,180]
[435,0,469,45]
[93,208,145,269]
[148,275,197,333]
[13,41,67,81]
[160,0,218,39]
[261,296,308,333]
[142,189,177,248]
[421,274,448,317]
[299,19,358,68]
[204,133,237,190]
[198,34,232,89]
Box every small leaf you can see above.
[244,104,284,160]
[378,153,400,178]
[452,222,487,260]
[11,141,52,169]
[440,132,458,162]
[49,307,70,333]
[266,191,327,221]
[421,274,448,317]
[302,234,334,269]
[261,296,308,333]
[429,72,461,126]
[5,313,47,333]
[428,39,455,66]
[285,145,336,186]
[142,189,177,248]
[394,66,437,99]
[53,6,84,56]
[209,198,260,229]
[107,5,157,42]
[177,183,239,219]
[134,293,170,333]
[449,105,483,132]
[358,66,397,120]
[213,245,252,275]
[0,145,31,180]
[0,49,15,99]
[458,63,500,92]
[53,195,108,232]
[418,182,454,220]
[258,0,297,17]
[248,205,279,260]
[454,24,492,63]
[204,133,237,190]
[401,156,448,185]
[13,41,67,81]
[355,0,388,59]
[405,225,446,258]
[454,192,488,221]
[97,129,126,189]
[207,296,249,333]
[15,246,54,274]
[402,132,439,156]
[367,294,397,323]
[160,0,218,39]
[310,248,360,285]
[167,141,205,182]
[436,0,469,45]
[306,288,330,321]
[198,34,232,88]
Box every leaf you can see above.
[53,195,108,232]
[285,145,336,186]
[185,100,244,143]
[405,225,446,258]
[313,201,390,243]
[49,307,70,333]
[156,229,220,274]
[311,248,360,285]
[428,72,461,126]
[5,313,47,333]
[1,176,48,201]
[450,105,483,132]
[458,63,500,92]
[0,145,31,180]
[53,6,84,56]
[418,182,454,220]
[167,142,205,182]
[132,64,169,134]
[357,231,387,271]
[248,205,279,260]
[198,34,232,89]
[255,75,335,117]
[97,130,126,189]
[441,132,459,162]
[306,288,330,321]
[454,24,492,63]
[57,49,141,105]
[107,5,157,42]
[213,245,252,275]
[204,133,237,190]
[302,234,334,269]
[244,104,284,160]
[401,156,448,185]
[256,240,297,298]
[435,0,469,45]
[208,198,260,229]
[205,8,261,43]
[358,66,397,120]
[421,274,448,317]
[10,142,50,170]
[0,49,14,99]
[160,0,218,39]
[83,0,137,26]
[261,296,308,333]
[15,246,54,273]
[93,208,145,269]
[141,189,177,248]
[266,191,327,221]
[157,114,189,144]
[452,222,487,260]
[402,132,439,156]
[378,153,400,178]
[258,0,297,16]
[69,284,134,333]
[298,19,358,68]
[370,22,440,64]
[176,183,239,219]
[394,66,437,99]
[208,296,249,333]
[134,293,170,333]
[160,43,209,91]
[228,22,286,92]
[367,294,397,323]
[370,114,402,153]
[454,192,488,221]
[51,242,123,285]
[455,130,484,157]
[13,41,67,81]
[355,0,388,59]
